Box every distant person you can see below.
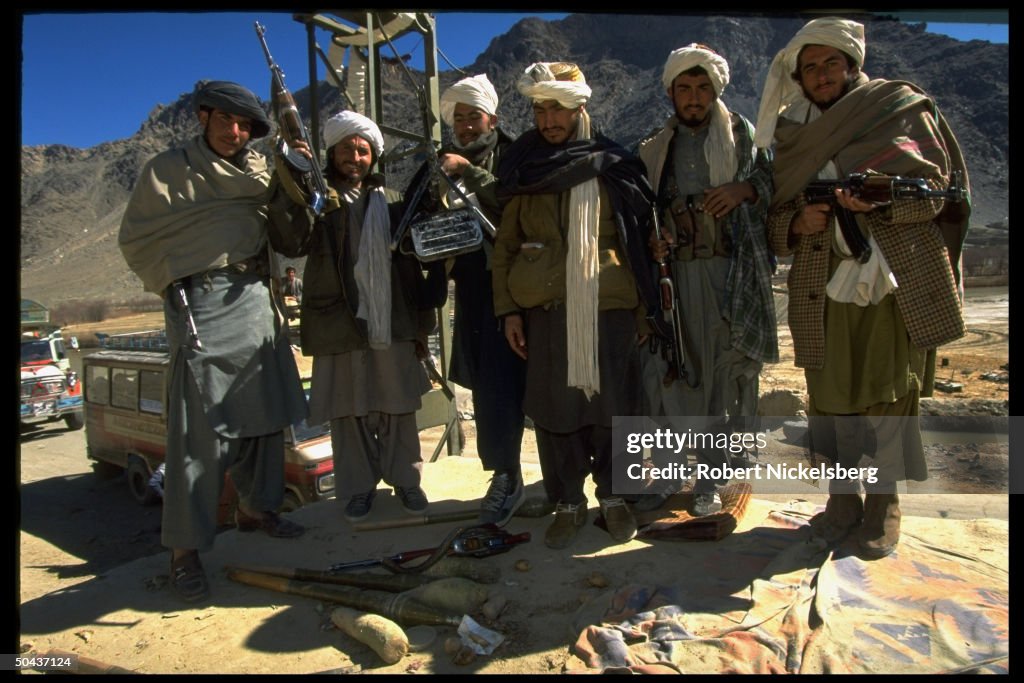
[757,18,970,558]
[404,74,528,526]
[118,80,309,604]
[269,110,436,522]
[282,265,303,304]
[635,43,777,516]
[493,62,660,549]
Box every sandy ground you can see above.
[18,287,1009,673]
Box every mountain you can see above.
[20,12,1008,307]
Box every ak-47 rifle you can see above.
[329,524,530,574]
[804,170,967,264]
[651,203,700,389]
[255,21,330,215]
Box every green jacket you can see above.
[268,173,435,357]
[492,183,640,318]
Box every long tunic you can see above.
[307,186,430,425]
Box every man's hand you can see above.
[288,138,313,161]
[834,187,879,213]
[703,181,756,219]
[792,203,831,235]
[439,153,470,177]
[649,225,675,262]
[504,314,528,360]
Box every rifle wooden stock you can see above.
[225,567,461,626]
[227,565,433,591]
[351,508,479,531]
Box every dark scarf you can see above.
[497,129,667,339]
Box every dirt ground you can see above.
[18,288,1009,673]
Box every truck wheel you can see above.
[64,412,85,431]
[127,458,160,506]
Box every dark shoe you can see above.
[169,551,210,603]
[479,472,526,526]
[600,497,638,543]
[809,493,864,545]
[235,509,305,538]
[344,490,376,521]
[689,491,722,517]
[631,479,683,513]
[396,486,429,514]
[544,500,588,549]
[857,493,901,559]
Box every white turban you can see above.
[661,43,730,95]
[516,62,591,110]
[754,17,866,148]
[323,110,384,159]
[440,74,499,126]
[661,44,738,186]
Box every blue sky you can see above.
[20,11,1008,149]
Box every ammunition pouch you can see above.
[665,194,731,261]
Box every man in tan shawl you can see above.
[119,80,309,603]
[758,18,970,559]
[493,62,661,550]
[636,43,777,517]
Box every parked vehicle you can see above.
[81,349,334,523]
[20,330,84,430]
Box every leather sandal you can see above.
[235,509,305,538]
[169,551,210,603]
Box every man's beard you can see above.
[451,128,498,164]
[810,74,857,110]
[675,109,710,129]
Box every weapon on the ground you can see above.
[226,565,433,592]
[255,21,330,215]
[225,567,462,626]
[170,280,202,351]
[329,524,530,573]
[804,170,966,264]
[651,204,700,388]
[351,496,556,531]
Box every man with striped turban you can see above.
[757,18,970,559]
[637,43,778,517]
[269,110,438,523]
[405,74,528,526]
[493,62,662,549]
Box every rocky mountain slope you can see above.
[20,12,1008,306]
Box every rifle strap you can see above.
[381,525,468,574]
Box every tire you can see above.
[64,411,85,431]
[127,458,160,506]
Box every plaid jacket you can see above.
[768,189,964,370]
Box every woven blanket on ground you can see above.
[570,504,1008,674]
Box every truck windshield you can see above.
[21,341,53,363]
[294,418,330,443]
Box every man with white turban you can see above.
[758,17,970,559]
[119,80,309,603]
[493,62,662,549]
[636,43,777,517]
[269,110,437,522]
[405,74,528,526]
